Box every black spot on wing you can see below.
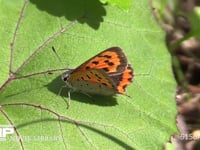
[104,60,114,66]
[103,55,112,58]
[94,73,102,80]
[87,75,91,79]
[128,78,132,82]
[122,84,127,90]
[92,61,99,65]
[108,62,114,66]
[102,83,108,86]
[99,55,112,58]
[102,67,109,72]
[86,66,90,69]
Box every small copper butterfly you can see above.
[62,47,134,100]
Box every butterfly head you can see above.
[62,70,73,81]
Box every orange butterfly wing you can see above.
[73,47,127,74]
[109,64,134,94]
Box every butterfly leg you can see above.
[58,85,67,96]
[66,90,71,109]
[58,85,71,109]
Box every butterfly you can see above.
[61,47,134,100]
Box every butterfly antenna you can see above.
[52,46,65,67]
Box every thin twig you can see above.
[0,107,25,150]
[10,0,28,74]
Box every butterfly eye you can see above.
[62,73,69,81]
[62,70,73,81]
[62,76,68,81]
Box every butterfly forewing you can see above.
[73,47,127,74]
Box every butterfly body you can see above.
[62,47,133,97]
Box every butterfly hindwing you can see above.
[109,64,134,94]
[68,69,118,95]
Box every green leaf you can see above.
[99,0,131,11]
[0,0,178,149]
